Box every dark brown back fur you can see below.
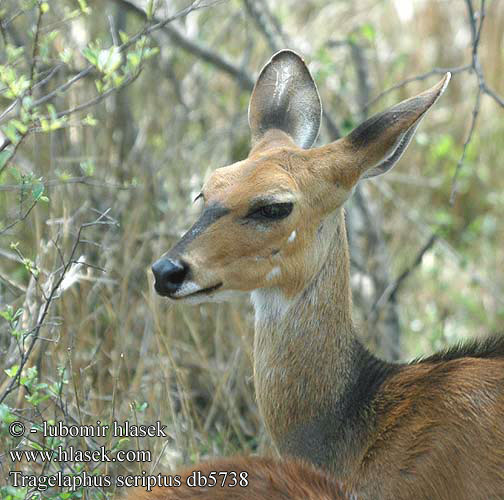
[350,339,504,499]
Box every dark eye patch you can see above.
[246,202,293,221]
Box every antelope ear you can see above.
[248,49,322,150]
[347,72,451,180]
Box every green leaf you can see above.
[5,45,24,64]
[79,160,95,176]
[146,0,155,20]
[0,151,12,170]
[143,47,159,60]
[0,309,13,322]
[83,114,97,127]
[5,365,19,378]
[32,182,44,200]
[46,104,57,119]
[0,403,16,424]
[1,123,21,145]
[433,134,454,159]
[119,31,129,44]
[360,23,376,42]
[77,0,91,15]
[82,47,98,66]
[59,48,72,64]
[0,305,21,323]
[127,52,140,69]
[21,95,33,109]
[136,401,148,412]
[11,119,28,134]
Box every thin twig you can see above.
[372,234,438,313]
[0,175,136,192]
[0,199,38,235]
[365,65,470,110]
[112,0,255,90]
[449,86,481,204]
[0,213,113,405]
[28,4,45,94]
[449,0,486,204]
[0,0,214,155]
[482,84,504,108]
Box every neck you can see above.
[251,209,394,474]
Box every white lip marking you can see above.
[288,230,297,243]
[266,266,281,281]
[172,281,201,298]
[182,289,245,305]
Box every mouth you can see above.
[156,282,223,300]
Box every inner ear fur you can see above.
[248,50,322,151]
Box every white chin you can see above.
[172,287,246,305]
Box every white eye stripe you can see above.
[250,194,296,206]
[288,230,297,243]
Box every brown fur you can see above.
[124,456,355,499]
[353,357,504,499]
[152,51,504,498]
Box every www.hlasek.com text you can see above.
[9,445,151,463]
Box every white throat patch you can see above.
[250,288,292,326]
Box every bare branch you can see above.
[449,86,482,204]
[0,213,113,405]
[482,84,504,108]
[0,0,217,154]
[373,234,438,312]
[0,199,38,235]
[242,0,280,52]
[28,3,45,94]
[113,0,255,90]
[365,65,470,111]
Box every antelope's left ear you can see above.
[346,72,451,180]
[248,49,322,150]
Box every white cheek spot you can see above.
[266,266,281,281]
[288,230,297,243]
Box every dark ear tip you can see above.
[269,49,306,64]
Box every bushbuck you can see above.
[151,50,504,499]
[126,456,355,499]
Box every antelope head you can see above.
[152,50,449,303]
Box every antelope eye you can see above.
[249,202,293,221]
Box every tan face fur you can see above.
[152,50,450,304]
[171,132,354,302]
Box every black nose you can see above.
[151,258,189,296]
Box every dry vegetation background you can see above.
[0,0,503,498]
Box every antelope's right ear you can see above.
[345,72,451,181]
[248,50,322,150]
